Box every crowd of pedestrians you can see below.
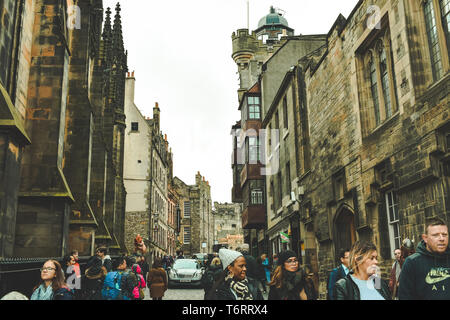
[1,217,449,300]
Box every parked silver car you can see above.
[167,259,205,288]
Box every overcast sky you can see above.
[103,0,358,204]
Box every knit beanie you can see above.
[277,250,297,266]
[219,248,243,270]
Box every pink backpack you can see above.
[131,264,146,299]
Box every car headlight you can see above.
[169,269,177,278]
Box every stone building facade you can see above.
[173,172,213,256]
[298,0,449,298]
[231,0,449,299]
[231,6,327,257]
[123,74,173,261]
[0,0,129,258]
[213,202,244,250]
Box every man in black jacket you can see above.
[398,217,450,300]
[327,248,350,300]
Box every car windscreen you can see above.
[174,260,198,269]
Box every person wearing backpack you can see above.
[201,257,222,299]
[102,256,136,300]
[131,264,146,300]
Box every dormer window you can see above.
[248,96,261,120]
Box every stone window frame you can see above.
[131,122,139,132]
[357,22,399,136]
[248,95,261,120]
[282,95,289,129]
[250,186,264,205]
[183,226,191,244]
[246,136,261,163]
[384,190,400,258]
[421,0,450,82]
[183,201,191,218]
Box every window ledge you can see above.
[419,72,450,102]
[365,111,400,139]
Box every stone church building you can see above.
[0,0,129,258]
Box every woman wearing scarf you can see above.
[30,260,73,300]
[80,256,107,300]
[268,250,308,300]
[207,248,263,300]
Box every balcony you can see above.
[241,205,266,229]
[240,163,264,187]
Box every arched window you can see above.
[358,25,399,135]
[369,52,381,126]
[378,42,392,119]
[441,0,450,51]
[424,0,444,80]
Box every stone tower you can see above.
[231,6,294,102]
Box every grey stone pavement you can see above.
[143,287,269,301]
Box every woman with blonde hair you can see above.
[334,241,391,300]
[268,250,307,300]
[31,260,73,300]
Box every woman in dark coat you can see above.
[334,241,391,300]
[147,258,168,300]
[268,250,307,300]
[80,256,107,300]
[207,248,263,300]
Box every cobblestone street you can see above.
[143,287,270,300]
[144,287,204,300]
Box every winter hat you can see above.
[277,250,297,266]
[219,248,243,270]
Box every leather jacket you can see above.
[334,273,391,300]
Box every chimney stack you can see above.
[125,71,136,102]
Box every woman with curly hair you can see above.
[31,260,73,300]
[268,250,307,300]
[334,241,391,300]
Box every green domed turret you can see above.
[257,6,290,29]
[254,6,294,44]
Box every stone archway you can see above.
[333,205,356,262]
